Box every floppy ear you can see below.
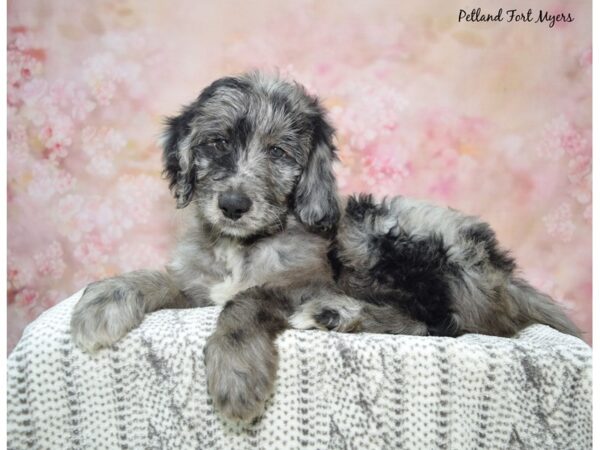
[162,106,196,209]
[294,111,341,232]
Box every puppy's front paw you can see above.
[70,279,145,353]
[204,332,277,423]
[290,297,363,332]
[290,307,344,331]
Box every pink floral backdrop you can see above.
[7,0,592,351]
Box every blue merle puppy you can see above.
[70,72,580,423]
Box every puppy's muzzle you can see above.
[218,191,253,221]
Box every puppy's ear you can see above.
[162,107,196,208]
[294,109,340,232]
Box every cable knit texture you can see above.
[8,290,592,449]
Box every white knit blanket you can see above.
[8,290,592,449]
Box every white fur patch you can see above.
[209,277,248,305]
[209,241,249,305]
[289,310,318,330]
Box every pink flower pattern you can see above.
[34,241,66,280]
[7,0,592,351]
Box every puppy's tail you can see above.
[507,277,581,338]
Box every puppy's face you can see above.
[185,78,309,238]
[163,73,340,239]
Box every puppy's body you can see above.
[295,194,580,339]
[168,212,331,307]
[70,72,579,423]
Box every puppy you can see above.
[71,72,343,422]
[70,72,579,423]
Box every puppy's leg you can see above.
[291,293,428,335]
[70,270,191,353]
[204,286,291,422]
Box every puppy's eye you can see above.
[269,146,285,159]
[208,138,229,151]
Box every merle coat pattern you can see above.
[70,72,580,422]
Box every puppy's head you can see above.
[162,72,340,239]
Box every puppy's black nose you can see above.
[218,191,252,220]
